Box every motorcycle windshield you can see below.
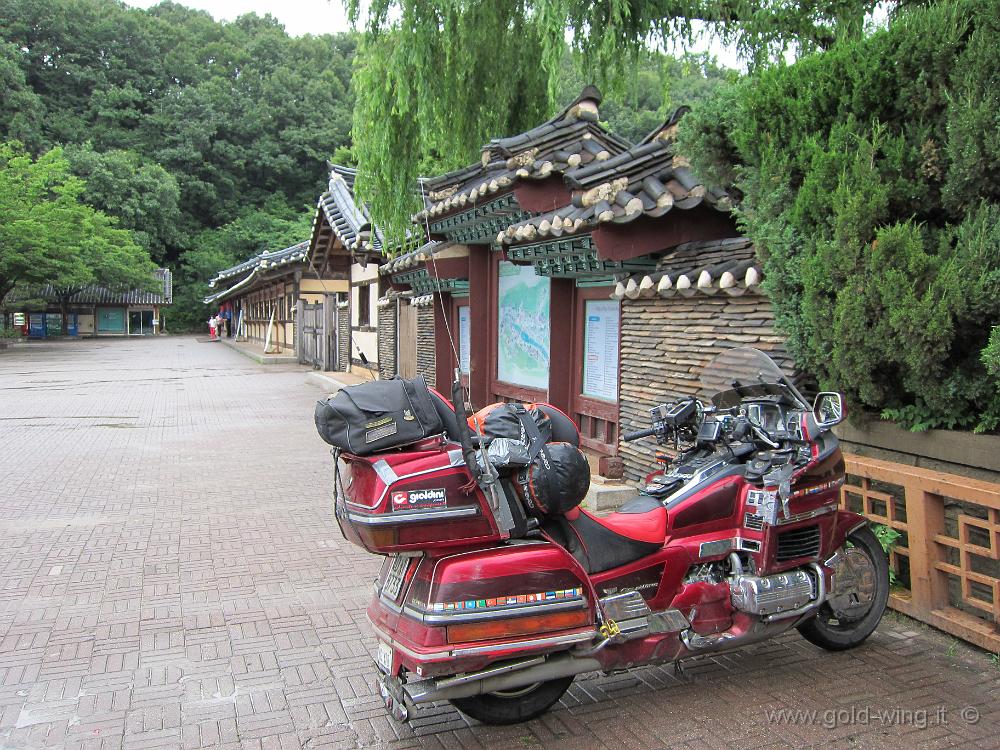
[698,347,806,409]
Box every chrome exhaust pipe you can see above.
[680,620,787,653]
[403,652,602,704]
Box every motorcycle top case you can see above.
[314,375,443,455]
[335,443,502,554]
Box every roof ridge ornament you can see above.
[564,84,602,121]
[507,147,539,169]
[581,177,629,208]
[643,105,692,145]
[428,184,459,201]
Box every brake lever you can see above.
[751,423,780,448]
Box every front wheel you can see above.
[797,525,889,651]
[449,676,574,725]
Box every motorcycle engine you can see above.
[729,569,815,616]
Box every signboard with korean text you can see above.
[582,299,620,401]
[458,305,471,374]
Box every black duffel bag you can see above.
[472,402,553,444]
[314,375,444,455]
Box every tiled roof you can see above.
[415,86,632,223]
[611,238,762,298]
[208,241,309,287]
[375,288,412,309]
[317,168,384,255]
[9,268,173,306]
[330,163,357,191]
[379,240,453,275]
[204,241,309,304]
[498,110,732,246]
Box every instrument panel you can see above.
[747,402,804,441]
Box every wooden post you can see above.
[547,278,574,414]
[332,297,340,372]
[323,294,335,371]
[295,299,304,365]
[433,292,453,394]
[293,270,302,358]
[903,485,950,613]
[467,247,490,409]
[264,306,276,353]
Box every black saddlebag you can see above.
[314,375,444,455]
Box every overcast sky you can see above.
[123,0,354,37]
[122,0,752,68]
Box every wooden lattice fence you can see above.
[842,454,1000,652]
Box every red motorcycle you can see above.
[320,347,888,725]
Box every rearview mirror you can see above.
[813,392,844,429]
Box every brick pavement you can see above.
[1,337,999,750]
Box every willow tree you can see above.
[346,0,880,237]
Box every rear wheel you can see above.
[449,676,574,725]
[797,525,889,651]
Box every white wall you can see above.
[350,261,380,364]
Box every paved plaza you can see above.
[1,337,999,749]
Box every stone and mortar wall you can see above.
[378,302,397,380]
[416,305,436,385]
[617,292,787,483]
[337,301,350,371]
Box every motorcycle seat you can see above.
[551,494,667,574]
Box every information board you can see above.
[497,262,550,389]
[458,306,471,374]
[582,299,620,401]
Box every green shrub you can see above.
[680,0,1000,432]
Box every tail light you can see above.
[368,527,399,550]
[446,609,591,644]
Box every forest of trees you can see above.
[0,0,355,329]
[0,0,728,330]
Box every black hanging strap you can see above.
[510,404,552,468]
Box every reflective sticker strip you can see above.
[372,460,399,485]
[788,477,845,500]
[366,422,398,443]
[698,538,736,558]
[431,588,583,612]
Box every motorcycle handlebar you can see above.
[623,426,659,442]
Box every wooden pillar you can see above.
[467,248,491,409]
[296,299,304,365]
[323,294,335,371]
[293,270,302,357]
[433,292,453,395]
[547,277,574,414]
[903,484,950,612]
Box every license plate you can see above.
[382,555,408,601]
[375,641,393,674]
